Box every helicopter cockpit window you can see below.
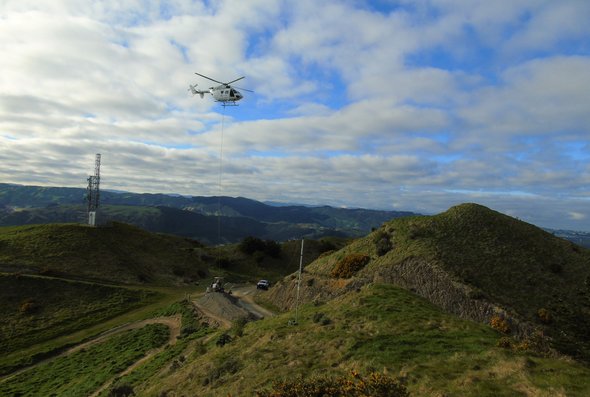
[229,89,235,97]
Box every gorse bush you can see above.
[238,236,281,258]
[19,298,39,314]
[537,308,552,324]
[331,254,370,278]
[490,315,511,334]
[256,370,409,397]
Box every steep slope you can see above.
[0,222,208,285]
[268,203,590,361]
[132,284,590,396]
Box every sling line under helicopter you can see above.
[189,72,252,261]
[216,104,225,251]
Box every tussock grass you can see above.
[134,284,590,396]
[307,203,590,362]
[0,222,208,285]
[0,274,158,356]
[0,323,169,397]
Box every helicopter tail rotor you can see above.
[188,84,197,96]
[188,84,205,98]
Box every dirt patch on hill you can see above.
[266,273,369,311]
[194,292,255,325]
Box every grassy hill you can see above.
[2,203,590,396]
[123,283,590,396]
[0,273,161,376]
[271,203,590,362]
[0,222,209,285]
[0,221,343,287]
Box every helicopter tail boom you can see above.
[188,84,206,98]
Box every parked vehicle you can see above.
[257,279,270,290]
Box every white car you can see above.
[257,279,270,290]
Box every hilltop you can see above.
[268,203,590,361]
[0,222,212,285]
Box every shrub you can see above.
[216,333,232,347]
[515,329,551,353]
[19,299,40,314]
[331,254,370,278]
[373,229,393,256]
[239,236,267,254]
[497,337,512,348]
[238,236,281,258]
[217,257,235,269]
[537,308,552,324]
[109,384,135,397]
[264,240,281,258]
[490,315,511,334]
[256,370,409,397]
[312,312,331,326]
[202,356,242,387]
[231,317,248,338]
[548,262,563,274]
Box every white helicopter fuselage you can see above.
[210,85,243,103]
[190,73,250,105]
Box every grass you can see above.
[0,323,170,397]
[0,280,194,377]
[0,222,208,285]
[204,237,345,286]
[0,274,159,356]
[307,203,590,362]
[131,284,590,396]
[99,326,213,397]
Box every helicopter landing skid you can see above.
[219,102,239,107]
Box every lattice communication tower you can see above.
[86,153,101,226]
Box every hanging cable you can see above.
[215,105,226,270]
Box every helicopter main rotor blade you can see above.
[233,85,254,93]
[226,76,245,85]
[194,72,225,85]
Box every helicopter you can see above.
[188,72,253,105]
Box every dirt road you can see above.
[192,284,275,327]
[89,315,181,397]
[0,316,181,388]
[232,285,275,319]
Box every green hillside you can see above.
[285,203,590,362]
[0,222,209,285]
[2,203,589,396]
[128,284,590,396]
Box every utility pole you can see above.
[86,153,101,226]
[292,238,304,325]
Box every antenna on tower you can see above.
[86,153,101,226]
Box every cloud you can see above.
[0,0,589,232]
[568,212,586,221]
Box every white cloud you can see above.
[568,211,587,221]
[0,0,589,231]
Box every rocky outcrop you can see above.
[268,256,536,338]
[266,273,369,311]
[367,257,534,337]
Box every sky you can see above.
[1,0,589,231]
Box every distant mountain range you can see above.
[0,183,416,244]
[1,183,588,247]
